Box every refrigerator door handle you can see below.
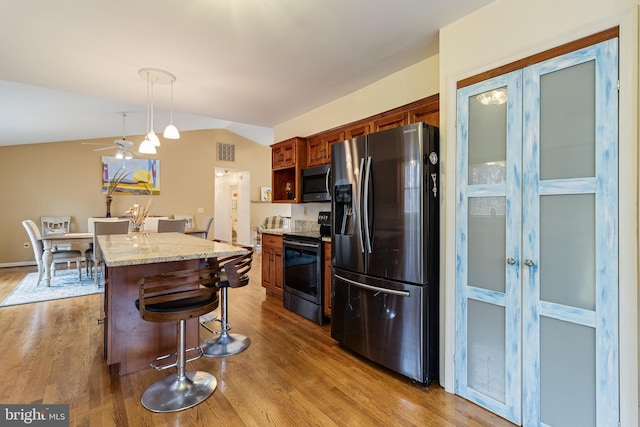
[363,156,372,253]
[325,166,331,196]
[335,274,410,297]
[357,157,365,253]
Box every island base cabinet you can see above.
[104,259,200,376]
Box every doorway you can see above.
[214,168,251,245]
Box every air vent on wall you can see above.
[217,143,235,162]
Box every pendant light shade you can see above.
[138,137,157,154]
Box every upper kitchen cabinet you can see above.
[271,137,307,203]
[408,96,439,127]
[344,122,371,139]
[272,137,300,169]
[371,111,408,132]
[307,130,345,167]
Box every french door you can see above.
[455,38,618,426]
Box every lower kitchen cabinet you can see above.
[261,233,283,297]
[323,241,331,317]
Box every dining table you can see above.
[39,232,93,287]
[98,231,247,375]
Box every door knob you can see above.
[524,259,535,267]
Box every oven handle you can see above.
[335,274,410,297]
[283,240,320,249]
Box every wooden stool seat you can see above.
[136,266,221,413]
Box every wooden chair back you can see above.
[138,267,222,323]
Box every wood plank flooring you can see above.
[0,252,514,427]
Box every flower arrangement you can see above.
[106,168,130,197]
[125,199,152,232]
[105,168,130,217]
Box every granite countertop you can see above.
[98,232,246,267]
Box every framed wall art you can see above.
[102,156,160,195]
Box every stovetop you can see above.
[283,230,323,242]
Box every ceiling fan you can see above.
[83,113,135,159]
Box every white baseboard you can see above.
[0,261,36,268]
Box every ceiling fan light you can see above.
[163,122,180,139]
[124,150,133,160]
[115,149,124,159]
[138,138,157,154]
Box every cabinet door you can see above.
[371,111,407,132]
[455,38,619,427]
[307,136,326,167]
[520,40,618,427]
[456,70,523,424]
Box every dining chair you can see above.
[22,219,83,285]
[41,215,74,252]
[200,216,214,239]
[173,215,194,229]
[86,220,129,284]
[157,219,187,233]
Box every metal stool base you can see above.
[141,371,217,413]
[202,332,251,358]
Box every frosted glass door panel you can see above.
[468,300,506,403]
[540,61,596,180]
[468,199,506,293]
[540,317,596,427]
[540,194,595,310]
[468,88,507,185]
[456,71,521,424]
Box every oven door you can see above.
[283,239,322,305]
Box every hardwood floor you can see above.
[0,253,514,427]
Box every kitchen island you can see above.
[98,232,246,375]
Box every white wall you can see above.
[274,55,439,141]
[439,0,638,424]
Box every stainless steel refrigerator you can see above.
[330,122,439,384]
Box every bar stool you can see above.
[201,247,254,358]
[136,266,222,412]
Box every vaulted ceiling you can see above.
[0,0,492,147]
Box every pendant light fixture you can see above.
[138,71,157,155]
[137,68,180,154]
[163,78,180,139]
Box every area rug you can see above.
[0,269,103,307]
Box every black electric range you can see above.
[283,230,323,243]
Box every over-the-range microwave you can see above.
[301,164,331,202]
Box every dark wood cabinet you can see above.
[261,233,283,297]
[344,122,370,139]
[271,137,306,203]
[300,94,439,169]
[306,136,325,167]
[272,139,297,169]
[307,130,345,167]
[274,95,439,199]
[323,241,332,317]
[371,111,408,132]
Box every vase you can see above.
[105,196,113,217]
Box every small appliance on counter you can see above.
[318,211,331,237]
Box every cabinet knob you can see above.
[506,257,516,265]
[524,259,535,267]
